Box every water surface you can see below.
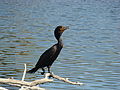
[0,0,120,90]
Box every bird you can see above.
[27,26,69,75]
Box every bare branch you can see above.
[50,73,84,85]
[0,87,8,90]
[21,64,27,81]
[0,77,53,87]
[0,64,84,90]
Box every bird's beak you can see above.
[60,26,69,32]
[64,26,69,30]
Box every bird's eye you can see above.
[59,26,65,32]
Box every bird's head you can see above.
[54,26,69,40]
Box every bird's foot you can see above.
[48,72,53,78]
[41,72,45,75]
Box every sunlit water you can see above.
[0,0,120,90]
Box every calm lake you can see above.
[0,0,120,90]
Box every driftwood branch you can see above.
[21,64,27,81]
[0,74,53,90]
[50,73,84,85]
[0,87,8,90]
[0,77,53,87]
[0,73,83,89]
[0,64,84,90]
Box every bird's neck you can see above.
[55,32,63,47]
[57,38,63,47]
[58,38,62,43]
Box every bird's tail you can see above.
[27,67,39,73]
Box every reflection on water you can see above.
[0,0,120,90]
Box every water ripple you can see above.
[0,0,120,90]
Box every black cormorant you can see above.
[27,26,69,74]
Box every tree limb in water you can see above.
[0,64,84,90]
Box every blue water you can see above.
[0,0,120,90]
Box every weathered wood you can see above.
[0,78,53,87]
[0,64,84,90]
[0,87,8,90]
[50,73,84,85]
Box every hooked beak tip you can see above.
[65,26,69,30]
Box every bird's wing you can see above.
[35,44,57,67]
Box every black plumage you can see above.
[27,26,69,74]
